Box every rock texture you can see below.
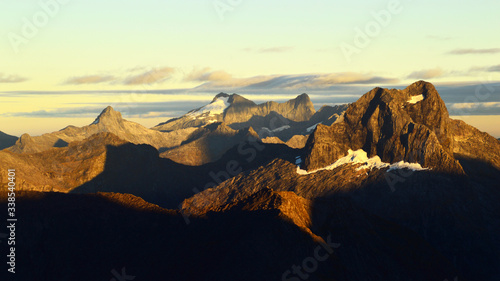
[228,105,347,142]
[451,119,500,171]
[153,93,317,131]
[303,81,464,174]
[7,106,196,153]
[0,132,127,192]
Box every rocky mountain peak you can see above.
[92,106,123,125]
[19,133,33,143]
[295,92,312,103]
[303,81,463,174]
[227,93,256,106]
[288,93,315,112]
[211,92,231,103]
[7,133,42,153]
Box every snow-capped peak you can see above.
[186,96,230,119]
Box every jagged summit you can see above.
[92,106,123,125]
[303,81,463,174]
[211,92,231,103]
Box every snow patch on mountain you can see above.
[261,125,291,134]
[296,149,428,175]
[186,96,230,118]
[306,122,321,132]
[408,94,424,104]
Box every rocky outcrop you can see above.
[303,81,464,174]
[450,119,500,171]
[7,106,196,153]
[308,104,350,126]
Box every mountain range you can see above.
[1,81,499,281]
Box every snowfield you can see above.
[186,96,230,118]
[296,149,428,175]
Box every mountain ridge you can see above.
[7,106,197,154]
[153,93,316,131]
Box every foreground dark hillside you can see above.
[0,191,460,281]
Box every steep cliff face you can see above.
[223,93,316,124]
[303,81,463,174]
[450,119,500,171]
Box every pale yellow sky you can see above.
[1,0,499,137]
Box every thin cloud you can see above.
[195,72,399,91]
[0,73,28,83]
[487,65,500,72]
[447,48,500,55]
[407,68,444,79]
[450,102,500,110]
[185,68,232,82]
[123,67,175,85]
[469,64,500,73]
[448,102,500,115]
[65,75,116,85]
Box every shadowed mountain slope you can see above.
[0,131,18,150]
[0,190,460,281]
[160,122,260,166]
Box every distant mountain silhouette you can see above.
[0,131,18,150]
